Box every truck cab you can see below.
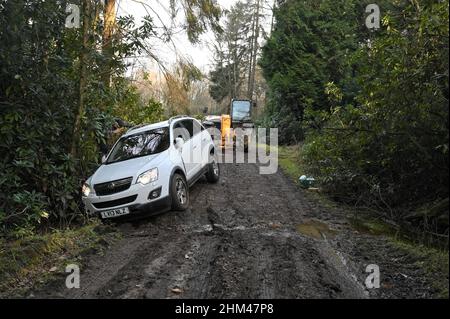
[230,99,255,152]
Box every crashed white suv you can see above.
[82,116,220,220]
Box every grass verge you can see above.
[0,220,119,297]
[274,144,449,298]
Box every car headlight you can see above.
[137,168,158,185]
[82,183,91,197]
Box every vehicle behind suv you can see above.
[82,116,220,220]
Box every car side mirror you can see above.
[101,154,108,164]
[175,137,185,150]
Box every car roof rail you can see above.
[168,115,190,124]
[127,123,149,133]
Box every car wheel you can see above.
[206,154,220,183]
[171,173,189,211]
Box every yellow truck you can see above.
[204,99,255,153]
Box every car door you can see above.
[173,120,197,181]
[193,119,210,168]
[180,119,203,179]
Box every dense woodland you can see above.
[0,0,221,234]
[259,0,448,237]
[0,0,448,241]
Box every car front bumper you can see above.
[85,195,172,221]
[114,196,172,221]
[82,182,172,220]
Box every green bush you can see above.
[113,84,166,125]
[303,1,449,220]
[0,1,162,233]
[260,0,364,144]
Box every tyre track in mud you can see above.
[34,161,373,299]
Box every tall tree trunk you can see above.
[226,49,234,102]
[233,36,239,98]
[270,0,276,33]
[71,0,91,157]
[247,3,256,97]
[102,0,116,87]
[248,0,260,100]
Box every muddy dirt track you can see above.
[33,160,440,299]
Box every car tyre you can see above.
[206,154,220,183]
[171,173,189,211]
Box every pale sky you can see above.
[118,0,272,75]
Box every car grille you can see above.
[94,177,133,196]
[92,195,137,209]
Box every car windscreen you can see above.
[106,127,169,164]
[232,100,251,121]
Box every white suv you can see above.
[81,116,220,220]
